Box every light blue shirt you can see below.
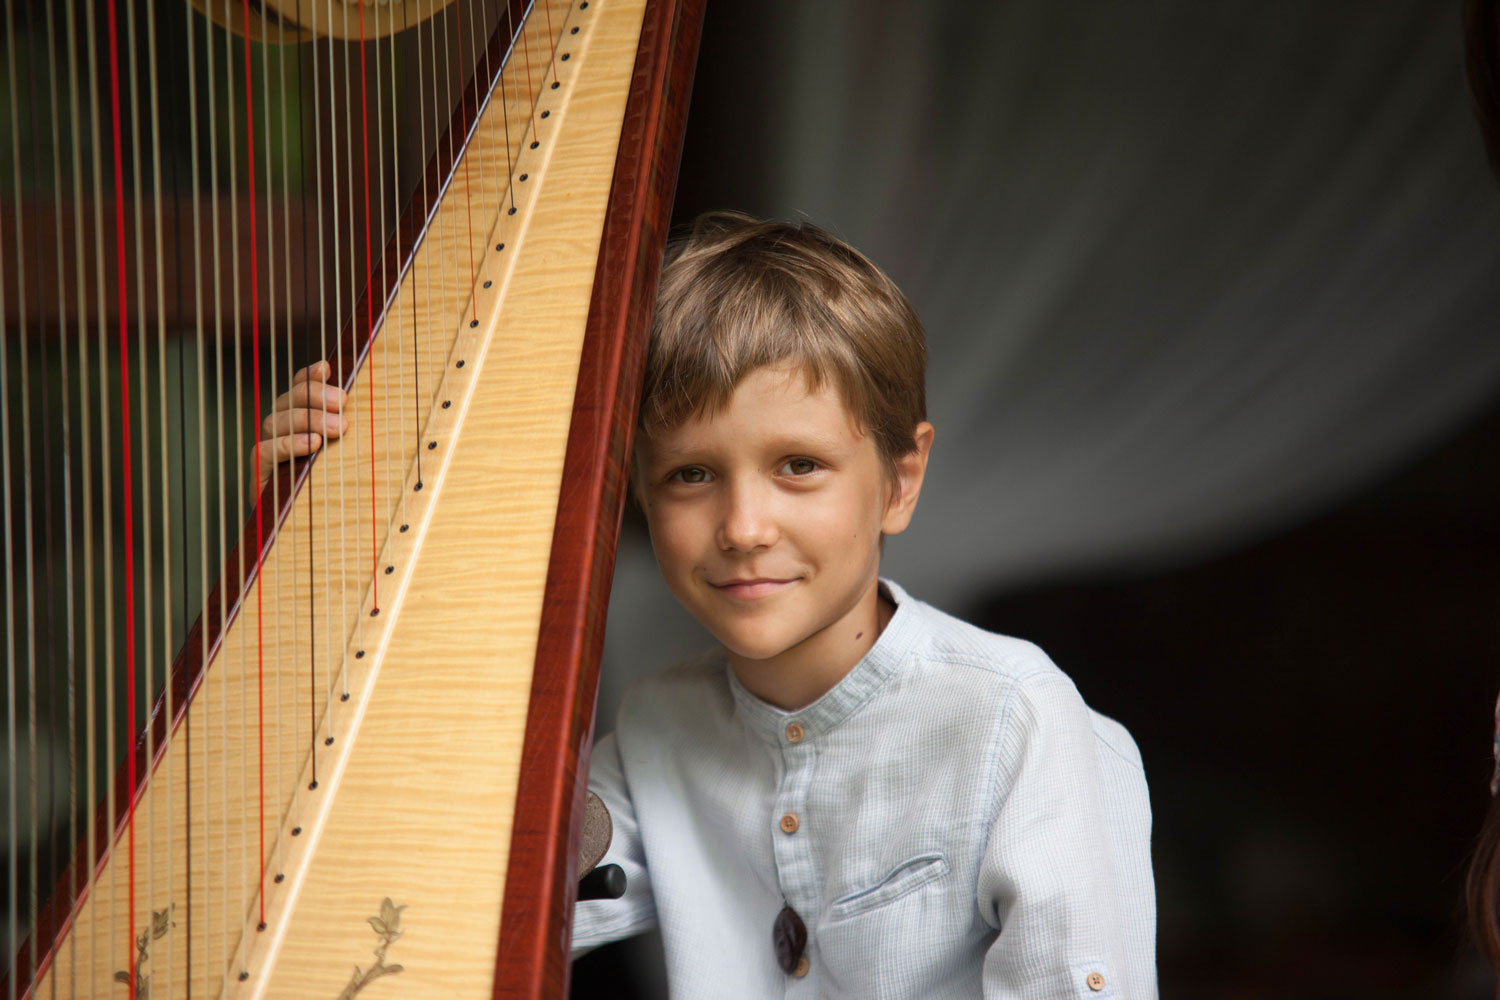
[574,580,1157,998]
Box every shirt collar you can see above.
[727,579,922,746]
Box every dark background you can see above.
[577,2,1500,996]
[970,402,1500,998]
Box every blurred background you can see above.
[574,1,1500,997]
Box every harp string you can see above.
[520,1,536,141]
[473,0,493,284]
[198,0,224,980]
[181,1,208,989]
[499,3,517,218]
[301,0,324,796]
[102,0,140,989]
[47,2,79,991]
[355,0,378,621]
[118,0,155,992]
[213,0,245,966]
[100,0,140,991]
[344,0,358,702]
[327,0,349,712]
[374,0,389,612]
[426,5,442,460]
[254,0,280,935]
[183,0,207,989]
[50,3,81,982]
[436,1,451,431]
[443,2,460,438]
[143,0,173,989]
[385,6,408,540]
[417,3,433,487]
[23,7,53,991]
[542,0,556,82]
[184,2,212,990]
[205,2,232,982]
[342,4,361,689]
[81,0,122,976]
[271,0,291,908]
[384,0,397,580]
[457,0,477,328]
[1,2,23,996]
[477,1,497,304]
[233,0,266,942]
[1,51,17,1000]
[14,5,38,988]
[312,0,335,760]
[59,1,99,983]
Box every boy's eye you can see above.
[670,466,711,484]
[781,457,819,476]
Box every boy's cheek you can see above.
[645,525,698,587]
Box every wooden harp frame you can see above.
[494,0,703,993]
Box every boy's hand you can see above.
[254,360,349,489]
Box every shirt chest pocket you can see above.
[828,851,950,921]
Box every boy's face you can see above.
[637,364,931,686]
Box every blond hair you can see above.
[641,211,927,476]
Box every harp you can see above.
[0,0,702,996]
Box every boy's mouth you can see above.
[709,577,797,600]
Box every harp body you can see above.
[0,0,701,996]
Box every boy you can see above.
[573,212,1156,998]
[258,212,1157,997]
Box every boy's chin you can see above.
[711,628,803,665]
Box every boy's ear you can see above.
[880,422,934,537]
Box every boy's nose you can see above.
[717,485,778,551]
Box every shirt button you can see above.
[1086,971,1106,991]
[779,813,800,834]
[793,955,810,977]
[786,722,804,743]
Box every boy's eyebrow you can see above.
[760,430,856,455]
[643,429,857,466]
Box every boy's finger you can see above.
[290,360,332,387]
[270,380,347,414]
[255,432,323,485]
[261,408,349,439]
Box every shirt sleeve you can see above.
[975,672,1157,999]
[571,729,659,956]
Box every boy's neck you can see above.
[726,578,895,712]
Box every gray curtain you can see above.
[599,0,1500,712]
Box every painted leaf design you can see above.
[378,897,406,935]
[152,908,171,939]
[114,971,131,984]
[338,900,409,997]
